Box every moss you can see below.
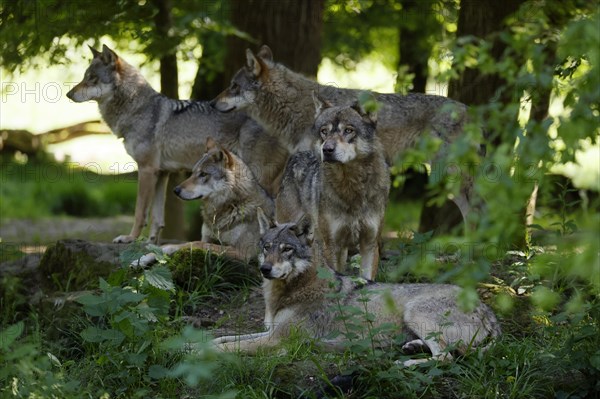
[39,240,118,292]
[168,249,260,292]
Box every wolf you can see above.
[212,45,476,225]
[133,137,275,266]
[66,44,287,244]
[212,211,501,366]
[276,97,390,280]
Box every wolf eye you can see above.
[230,83,240,93]
[319,127,328,137]
[343,127,354,135]
[198,171,208,178]
[282,245,294,254]
[263,243,272,253]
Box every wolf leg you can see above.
[148,171,169,243]
[131,241,247,267]
[213,331,278,354]
[401,338,453,367]
[114,167,159,243]
[359,240,379,281]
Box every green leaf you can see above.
[76,294,105,306]
[317,266,335,280]
[590,351,600,371]
[99,277,111,292]
[116,291,146,306]
[80,326,107,343]
[144,265,175,291]
[80,327,125,345]
[531,286,561,311]
[0,321,24,351]
[148,364,169,379]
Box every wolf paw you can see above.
[113,234,136,244]
[130,253,157,268]
[398,358,424,367]
[401,339,427,354]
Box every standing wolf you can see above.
[276,97,389,280]
[213,211,501,366]
[213,45,475,224]
[66,44,287,244]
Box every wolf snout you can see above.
[66,89,75,100]
[322,142,337,162]
[260,262,273,278]
[173,186,182,196]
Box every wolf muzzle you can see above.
[322,142,339,163]
[260,262,273,279]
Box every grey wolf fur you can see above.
[212,45,475,224]
[212,212,501,366]
[276,98,390,280]
[133,137,275,266]
[66,44,287,244]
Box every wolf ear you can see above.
[245,49,266,78]
[221,147,236,169]
[88,45,101,58]
[256,45,273,62]
[312,91,333,117]
[257,208,275,235]
[350,100,377,125]
[291,214,314,244]
[100,44,119,65]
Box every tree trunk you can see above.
[152,0,186,240]
[223,0,325,79]
[397,0,439,93]
[419,0,522,235]
[448,0,523,146]
[191,31,227,100]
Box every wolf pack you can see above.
[67,44,500,365]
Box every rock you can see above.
[1,239,259,294]
[38,239,123,292]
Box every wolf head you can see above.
[212,45,274,113]
[66,44,123,102]
[312,94,378,163]
[256,210,314,281]
[173,137,238,201]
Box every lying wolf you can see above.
[213,211,501,366]
[276,97,390,280]
[132,138,275,266]
[67,44,287,244]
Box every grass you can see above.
[1,154,599,398]
[2,241,599,398]
[0,154,137,219]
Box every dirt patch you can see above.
[185,286,267,337]
[0,216,133,247]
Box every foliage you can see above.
[0,321,80,398]
[0,154,136,219]
[392,0,599,311]
[0,0,599,397]
[0,0,240,73]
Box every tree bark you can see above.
[152,0,186,240]
[397,0,439,93]
[223,0,325,79]
[419,0,523,235]
[448,0,523,143]
[191,31,227,100]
